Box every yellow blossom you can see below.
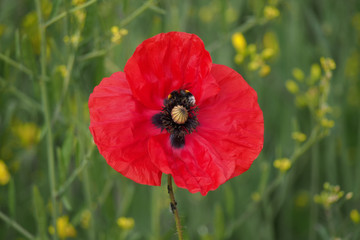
[261,48,275,60]
[260,64,271,77]
[285,80,299,94]
[0,24,5,37]
[225,8,237,23]
[234,54,245,65]
[321,118,335,128]
[251,192,261,202]
[111,26,128,44]
[295,191,309,207]
[56,65,68,78]
[264,6,280,20]
[310,63,321,83]
[292,68,305,82]
[199,6,215,23]
[0,160,11,185]
[117,217,135,230]
[247,44,257,56]
[12,121,41,148]
[263,32,279,55]
[345,192,353,200]
[49,216,77,239]
[320,57,336,71]
[352,12,360,32]
[314,182,344,209]
[273,158,291,172]
[64,34,81,46]
[350,209,360,224]
[81,210,91,229]
[231,32,247,53]
[248,60,261,71]
[292,131,307,142]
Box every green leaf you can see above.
[32,186,48,240]
[214,203,225,240]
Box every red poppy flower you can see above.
[89,32,264,196]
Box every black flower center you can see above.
[152,89,199,148]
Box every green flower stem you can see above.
[0,52,33,77]
[35,0,58,239]
[0,211,35,240]
[167,175,183,240]
[55,159,88,198]
[119,0,155,28]
[44,0,97,28]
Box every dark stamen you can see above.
[152,90,199,148]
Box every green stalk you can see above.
[0,52,33,77]
[35,0,58,239]
[167,175,183,240]
[0,211,35,240]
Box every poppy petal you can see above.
[198,64,264,178]
[148,133,235,195]
[89,72,162,185]
[124,32,216,109]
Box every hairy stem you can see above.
[167,175,183,240]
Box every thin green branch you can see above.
[207,17,264,53]
[0,53,33,77]
[0,211,35,240]
[44,0,97,28]
[55,159,88,198]
[35,0,58,239]
[167,175,183,240]
[0,77,42,111]
[119,0,155,27]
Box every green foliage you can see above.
[1,0,360,239]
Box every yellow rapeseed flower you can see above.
[261,48,275,60]
[117,217,135,230]
[234,54,245,65]
[247,44,257,56]
[12,121,40,148]
[292,68,305,82]
[0,24,5,37]
[350,209,360,224]
[314,182,344,209]
[273,158,291,172]
[285,80,299,94]
[231,32,247,53]
[251,192,261,202]
[0,160,11,185]
[320,57,336,71]
[56,65,68,78]
[199,6,215,23]
[225,8,237,24]
[310,63,321,83]
[263,31,279,55]
[292,131,307,142]
[111,26,128,44]
[81,210,91,229]
[260,64,271,77]
[64,34,82,46]
[264,6,280,20]
[321,118,335,128]
[49,216,77,239]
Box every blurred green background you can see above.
[1,0,360,239]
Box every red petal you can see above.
[148,133,235,196]
[89,72,162,185]
[198,64,264,178]
[124,32,217,109]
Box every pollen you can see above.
[171,105,188,124]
